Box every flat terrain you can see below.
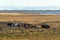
[0,13,60,23]
[0,13,60,40]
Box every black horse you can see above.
[7,22,13,27]
[41,23,50,29]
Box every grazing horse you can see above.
[41,23,50,29]
[23,23,31,29]
[23,23,37,29]
[19,23,24,27]
[31,24,37,28]
[7,22,20,27]
[7,22,13,27]
[13,23,20,27]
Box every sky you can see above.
[0,0,60,10]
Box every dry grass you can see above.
[0,13,60,24]
[0,27,60,40]
[0,13,60,40]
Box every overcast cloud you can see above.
[0,0,60,10]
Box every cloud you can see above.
[0,0,59,10]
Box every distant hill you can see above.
[0,10,60,14]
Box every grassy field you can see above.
[0,13,60,40]
[0,13,60,23]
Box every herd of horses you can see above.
[6,22,50,29]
